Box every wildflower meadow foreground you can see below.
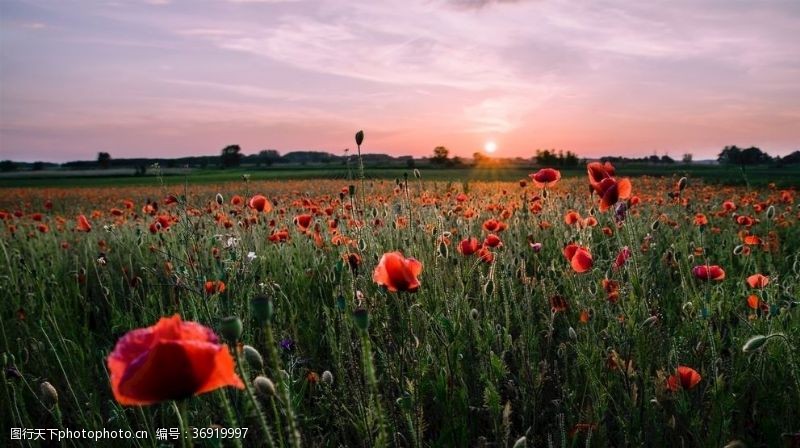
[2,163,799,447]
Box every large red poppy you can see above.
[746,273,769,289]
[76,214,92,232]
[530,168,561,188]
[107,315,244,406]
[692,265,726,281]
[457,237,480,256]
[563,243,593,273]
[248,195,272,213]
[666,366,702,391]
[586,162,631,211]
[373,252,423,293]
[294,214,313,231]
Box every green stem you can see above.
[360,330,388,447]
[172,400,193,448]
[264,325,302,448]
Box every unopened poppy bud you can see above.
[251,295,273,323]
[355,130,364,146]
[512,436,527,448]
[352,308,369,331]
[39,381,58,408]
[642,315,659,327]
[243,345,263,371]
[766,205,775,220]
[321,370,334,385]
[568,327,577,341]
[220,316,243,342]
[678,177,688,191]
[413,169,421,179]
[216,193,224,205]
[742,335,769,353]
[733,245,744,255]
[253,376,275,397]
[650,220,660,231]
[470,308,479,320]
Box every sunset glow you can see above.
[484,141,497,154]
[1,0,799,162]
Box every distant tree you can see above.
[32,161,45,171]
[660,155,675,164]
[778,150,800,165]
[136,164,148,176]
[473,152,488,166]
[718,145,771,166]
[432,146,449,165]
[97,152,111,169]
[221,145,242,168]
[682,153,693,164]
[564,151,578,167]
[451,156,463,167]
[257,149,281,167]
[406,158,416,169]
[0,160,16,172]
[535,149,557,166]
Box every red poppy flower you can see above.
[587,162,614,192]
[613,247,631,269]
[230,195,244,206]
[746,274,769,289]
[457,237,480,256]
[746,294,760,310]
[344,252,362,271]
[248,195,272,213]
[483,234,503,248]
[455,193,469,202]
[204,280,226,295]
[294,214,313,231]
[563,243,593,273]
[549,295,569,312]
[482,219,501,232]
[529,168,561,188]
[692,265,726,281]
[373,252,423,293]
[477,247,494,264]
[666,366,701,392]
[76,214,92,232]
[107,315,244,406]
[564,210,581,226]
[596,177,633,212]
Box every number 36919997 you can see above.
[191,427,248,439]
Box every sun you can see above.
[484,141,497,154]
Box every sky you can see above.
[1,0,799,163]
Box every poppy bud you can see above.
[321,370,334,385]
[352,308,369,331]
[243,345,264,371]
[678,177,687,191]
[642,315,659,327]
[253,376,275,397]
[355,130,364,147]
[568,327,577,341]
[348,185,355,196]
[40,381,58,408]
[216,193,224,205]
[470,308,479,320]
[512,436,527,448]
[650,220,660,231]
[733,245,744,255]
[742,335,769,353]
[251,295,273,323]
[413,169,421,179]
[766,205,775,220]
[220,316,243,342]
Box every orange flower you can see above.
[746,294,760,310]
[294,214,313,231]
[692,264,725,281]
[477,247,495,264]
[76,214,92,232]
[602,279,620,303]
[563,243,593,273]
[483,234,503,248]
[204,280,226,295]
[529,168,561,188]
[564,210,581,226]
[248,194,272,213]
[693,213,708,226]
[107,315,244,406]
[746,274,769,289]
[666,366,702,392]
[586,162,631,211]
[373,252,423,293]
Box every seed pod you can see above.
[220,316,243,342]
[321,370,334,385]
[243,345,264,371]
[253,376,275,397]
[40,381,58,408]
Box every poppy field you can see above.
[2,164,800,447]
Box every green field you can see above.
[2,163,799,188]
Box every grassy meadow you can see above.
[1,166,799,447]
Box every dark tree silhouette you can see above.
[97,152,111,169]
[221,145,242,168]
[718,145,771,166]
[432,146,449,165]
[257,149,281,167]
